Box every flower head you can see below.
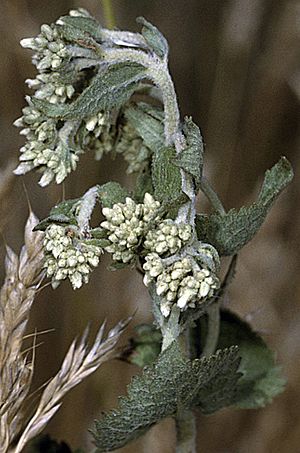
[101,194,161,264]
[144,219,192,256]
[143,253,219,317]
[44,224,102,289]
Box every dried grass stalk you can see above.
[0,161,17,231]
[0,212,44,452]
[14,318,129,453]
[0,212,129,453]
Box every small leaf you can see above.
[134,164,154,203]
[57,15,102,39]
[196,157,293,255]
[258,156,294,206]
[84,238,110,248]
[152,146,182,203]
[97,182,129,208]
[217,310,286,409]
[90,227,109,239]
[122,324,162,367]
[108,261,131,271]
[33,199,80,231]
[91,342,240,451]
[33,63,147,120]
[136,17,169,59]
[125,103,165,152]
[50,199,80,217]
[173,117,204,185]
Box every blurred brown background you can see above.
[0,1,299,452]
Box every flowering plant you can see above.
[8,7,294,452]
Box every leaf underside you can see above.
[217,310,286,409]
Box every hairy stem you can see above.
[175,409,196,453]
[102,0,116,29]
[107,41,199,450]
[201,302,221,357]
[200,177,226,215]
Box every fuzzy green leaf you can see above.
[33,63,147,120]
[33,199,80,231]
[58,15,102,40]
[125,103,165,152]
[217,311,286,409]
[136,17,168,59]
[134,164,154,203]
[173,117,204,185]
[152,146,182,203]
[92,342,240,451]
[97,182,129,208]
[196,157,293,255]
[192,347,241,414]
[123,324,162,368]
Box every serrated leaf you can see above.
[192,347,241,414]
[125,103,165,152]
[152,146,182,203]
[217,311,286,409]
[136,17,168,59]
[258,157,293,205]
[97,181,129,208]
[33,63,147,120]
[196,157,293,255]
[91,342,240,451]
[173,117,204,185]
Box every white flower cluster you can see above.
[20,24,69,72]
[144,219,192,255]
[143,253,219,317]
[14,104,56,141]
[14,11,90,185]
[26,72,75,105]
[44,224,102,289]
[15,138,79,186]
[101,193,161,263]
[115,123,150,174]
[82,112,115,161]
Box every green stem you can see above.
[102,0,116,29]
[200,177,226,215]
[201,302,220,357]
[106,36,198,451]
[175,409,196,453]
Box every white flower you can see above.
[43,224,102,289]
[14,139,79,186]
[115,122,150,174]
[21,23,69,71]
[143,253,219,317]
[144,219,192,256]
[101,194,162,264]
